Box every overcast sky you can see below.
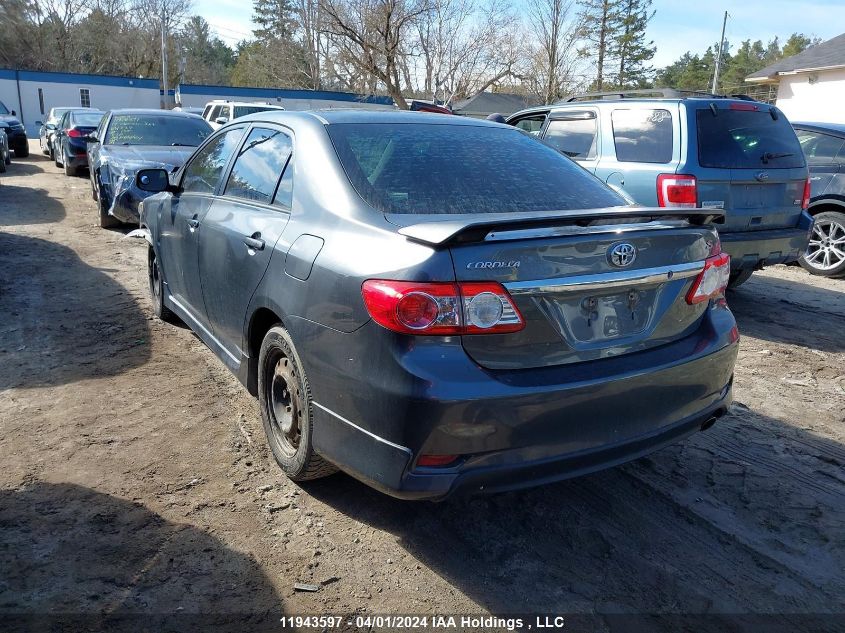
[193,0,845,70]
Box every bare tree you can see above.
[320,0,432,108]
[523,0,581,103]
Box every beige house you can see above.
[746,33,845,123]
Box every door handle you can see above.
[243,235,265,251]
[187,216,200,229]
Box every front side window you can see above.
[612,109,673,163]
[512,115,546,136]
[0,101,9,115]
[105,114,211,146]
[181,127,246,194]
[80,89,91,108]
[795,129,845,163]
[327,123,625,215]
[544,112,598,159]
[224,127,293,204]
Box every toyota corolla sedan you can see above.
[136,110,739,500]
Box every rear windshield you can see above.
[72,112,104,127]
[327,123,625,215]
[106,114,212,146]
[696,108,805,169]
[233,105,282,118]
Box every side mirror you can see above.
[85,132,98,142]
[46,123,57,131]
[11,110,16,116]
[214,117,228,125]
[35,120,43,127]
[136,168,171,193]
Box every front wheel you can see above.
[799,211,845,278]
[147,247,177,322]
[258,326,337,482]
[14,144,28,158]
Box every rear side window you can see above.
[327,123,625,215]
[233,105,282,118]
[697,108,805,169]
[795,129,845,163]
[545,112,597,159]
[224,127,292,204]
[182,127,246,194]
[612,109,673,163]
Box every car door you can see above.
[795,128,845,197]
[541,109,600,174]
[158,125,247,331]
[197,125,294,361]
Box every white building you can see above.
[0,70,161,136]
[746,33,845,123]
[176,83,395,112]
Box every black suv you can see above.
[792,122,845,278]
[0,100,28,157]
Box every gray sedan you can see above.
[137,110,738,499]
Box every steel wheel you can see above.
[800,211,845,277]
[267,355,303,457]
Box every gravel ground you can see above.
[1,145,843,632]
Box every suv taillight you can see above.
[657,174,697,208]
[802,177,811,210]
[361,280,525,335]
[686,253,731,305]
[67,128,83,138]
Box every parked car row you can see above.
[0,100,28,160]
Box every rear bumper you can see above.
[302,302,739,500]
[720,211,813,270]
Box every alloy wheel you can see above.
[804,218,845,271]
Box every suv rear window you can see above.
[612,109,673,163]
[327,123,625,215]
[696,108,805,169]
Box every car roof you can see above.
[107,108,205,119]
[792,121,845,135]
[233,108,497,128]
[509,96,767,119]
[206,100,285,107]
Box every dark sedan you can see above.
[0,124,10,172]
[136,110,739,500]
[54,110,104,176]
[0,100,28,157]
[88,109,212,228]
[793,122,845,278]
[37,107,77,158]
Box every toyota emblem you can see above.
[608,242,637,267]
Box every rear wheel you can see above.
[727,269,754,289]
[258,326,336,482]
[14,144,28,158]
[148,247,177,322]
[0,153,5,173]
[63,158,76,177]
[799,211,845,278]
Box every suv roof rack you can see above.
[558,88,762,103]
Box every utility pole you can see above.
[711,10,728,95]
[161,8,169,109]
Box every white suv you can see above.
[201,101,286,129]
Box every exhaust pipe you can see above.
[700,407,726,431]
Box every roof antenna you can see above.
[711,11,729,95]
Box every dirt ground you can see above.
[1,144,843,632]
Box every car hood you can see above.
[0,115,23,127]
[100,145,196,167]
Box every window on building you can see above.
[38,89,45,115]
[80,88,91,108]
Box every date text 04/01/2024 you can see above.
[279,615,568,630]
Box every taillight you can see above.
[67,128,83,138]
[417,454,459,467]
[657,174,697,208]
[729,102,759,111]
[686,253,731,305]
[802,177,811,210]
[361,280,524,335]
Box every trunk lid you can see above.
[397,209,720,370]
[694,105,808,232]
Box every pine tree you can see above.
[579,0,622,91]
[253,0,298,42]
[609,0,655,88]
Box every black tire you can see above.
[41,139,49,156]
[0,154,5,173]
[727,269,754,289]
[799,211,845,279]
[96,177,120,228]
[14,144,28,158]
[54,143,62,167]
[258,326,337,482]
[4,149,10,165]
[64,158,76,177]
[147,246,177,322]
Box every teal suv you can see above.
[508,89,813,287]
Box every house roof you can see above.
[747,33,845,82]
[452,92,540,117]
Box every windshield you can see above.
[696,108,805,169]
[233,105,282,118]
[72,112,104,127]
[0,102,9,115]
[105,114,212,146]
[327,123,625,215]
[51,108,74,121]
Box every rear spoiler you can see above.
[397,208,725,247]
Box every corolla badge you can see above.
[466,260,521,269]
[608,242,637,267]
